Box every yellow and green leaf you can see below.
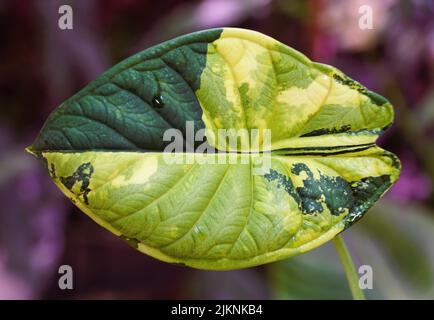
[28,28,400,270]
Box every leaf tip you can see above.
[25,145,38,158]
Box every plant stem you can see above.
[333,235,366,300]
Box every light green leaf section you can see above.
[197,29,393,151]
[39,148,399,270]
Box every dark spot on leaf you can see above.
[60,162,94,205]
[39,156,56,179]
[382,151,402,170]
[49,163,56,179]
[301,125,352,137]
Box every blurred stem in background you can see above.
[333,235,366,300]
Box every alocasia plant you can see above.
[27,29,400,280]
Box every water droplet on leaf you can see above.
[152,95,164,109]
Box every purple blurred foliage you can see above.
[388,152,433,203]
[0,123,67,299]
[383,0,434,105]
[36,0,110,106]
[319,0,396,52]
[193,0,271,28]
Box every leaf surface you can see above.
[29,28,400,270]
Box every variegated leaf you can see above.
[28,28,400,270]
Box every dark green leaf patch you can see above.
[332,73,388,107]
[60,162,94,205]
[301,125,352,138]
[264,164,392,227]
[31,29,223,152]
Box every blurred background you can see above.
[1,0,434,299]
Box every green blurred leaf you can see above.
[268,200,434,299]
[268,243,353,299]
